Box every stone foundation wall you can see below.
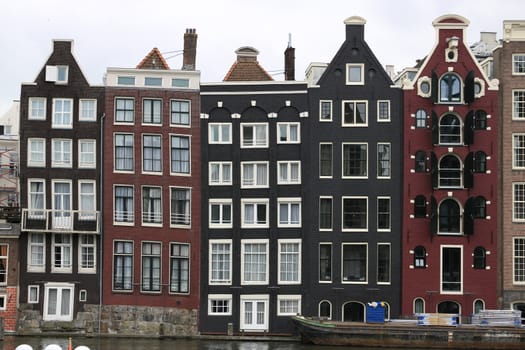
[17,304,198,336]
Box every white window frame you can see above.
[319,243,333,283]
[513,182,525,222]
[28,179,45,219]
[78,180,96,220]
[209,239,232,285]
[319,100,332,122]
[513,54,525,75]
[114,97,135,124]
[377,100,391,122]
[342,100,368,126]
[241,198,269,228]
[341,243,368,284]
[114,133,134,173]
[241,239,269,285]
[277,295,302,316]
[513,237,525,284]
[346,63,364,85]
[239,294,269,331]
[241,123,268,148]
[28,138,46,167]
[513,90,525,120]
[208,123,232,144]
[28,233,45,272]
[52,98,73,129]
[377,243,391,285]
[142,134,162,174]
[342,196,368,232]
[277,198,302,228]
[51,139,72,168]
[28,97,47,120]
[79,99,97,121]
[169,186,191,228]
[342,142,368,179]
[170,99,191,127]
[209,161,232,186]
[209,199,233,228]
[46,65,69,84]
[170,134,191,176]
[319,196,333,231]
[78,234,96,274]
[377,142,391,179]
[142,98,162,125]
[51,233,73,273]
[28,285,39,303]
[277,161,301,185]
[141,185,162,226]
[440,245,463,295]
[52,180,72,230]
[79,290,87,302]
[277,122,300,144]
[319,143,333,178]
[208,294,233,316]
[241,161,269,188]
[513,134,525,169]
[377,196,391,232]
[43,282,74,321]
[140,241,162,293]
[278,239,301,284]
[78,139,96,169]
[113,184,134,225]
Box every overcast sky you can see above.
[1,0,524,114]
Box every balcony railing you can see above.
[21,209,100,234]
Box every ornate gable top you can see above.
[223,46,273,81]
[136,47,170,70]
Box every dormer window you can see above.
[440,73,462,103]
[346,64,364,85]
[45,65,69,84]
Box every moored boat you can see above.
[291,315,525,349]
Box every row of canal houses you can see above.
[2,14,525,335]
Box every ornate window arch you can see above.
[440,73,462,103]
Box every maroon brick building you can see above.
[102,30,201,328]
[401,15,499,318]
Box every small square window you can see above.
[377,100,390,122]
[320,101,332,121]
[29,98,47,120]
[79,99,97,121]
[346,64,364,85]
[209,123,232,144]
[28,285,39,303]
[277,123,300,143]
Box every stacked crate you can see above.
[471,310,522,326]
[416,313,459,326]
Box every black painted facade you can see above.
[303,17,403,322]
[18,40,103,325]
[200,82,308,334]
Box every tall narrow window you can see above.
[78,181,96,220]
[171,135,190,174]
[28,179,45,218]
[342,244,367,283]
[377,100,390,122]
[78,139,96,168]
[79,235,96,273]
[210,240,232,285]
[114,134,134,172]
[171,187,191,227]
[113,241,133,291]
[52,234,72,272]
[439,73,461,102]
[241,240,268,285]
[141,242,161,292]
[114,185,134,223]
[170,243,189,293]
[377,197,391,231]
[439,114,462,144]
[513,183,525,222]
[415,151,427,173]
[414,195,427,218]
[142,99,162,124]
[142,186,162,225]
[320,100,332,121]
[414,246,426,268]
[278,240,301,284]
[28,233,45,272]
[513,238,525,283]
[441,246,462,293]
[0,245,7,284]
[143,135,162,173]
[513,90,525,120]
[439,199,461,234]
[377,244,391,284]
[439,154,462,188]
[28,138,45,167]
[319,143,333,178]
[473,246,486,269]
[513,134,525,169]
[377,143,391,178]
[415,109,427,128]
[319,244,332,282]
[319,197,333,231]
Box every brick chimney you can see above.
[182,28,197,70]
[284,35,295,81]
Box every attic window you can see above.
[145,77,162,86]
[172,79,190,88]
[117,76,135,86]
[45,65,69,84]
[346,64,364,85]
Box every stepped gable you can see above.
[136,47,170,69]
[223,46,273,81]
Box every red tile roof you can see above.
[223,47,273,81]
[136,47,170,70]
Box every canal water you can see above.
[0,335,452,350]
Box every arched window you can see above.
[473,196,487,218]
[440,73,462,103]
[474,110,487,130]
[474,299,485,314]
[437,301,460,314]
[474,151,487,173]
[343,301,365,322]
[415,109,427,128]
[439,114,462,144]
[414,195,426,218]
[319,300,332,320]
[415,151,426,173]
[439,154,462,188]
[414,246,426,268]
[439,199,461,234]
[473,247,486,269]
[414,298,425,314]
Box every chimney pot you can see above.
[183,28,197,70]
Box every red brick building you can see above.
[401,15,499,318]
[102,30,201,322]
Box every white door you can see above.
[240,297,268,331]
[43,283,74,321]
[53,182,71,229]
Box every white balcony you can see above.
[21,209,100,234]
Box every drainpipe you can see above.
[98,112,105,334]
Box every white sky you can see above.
[1,0,524,114]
